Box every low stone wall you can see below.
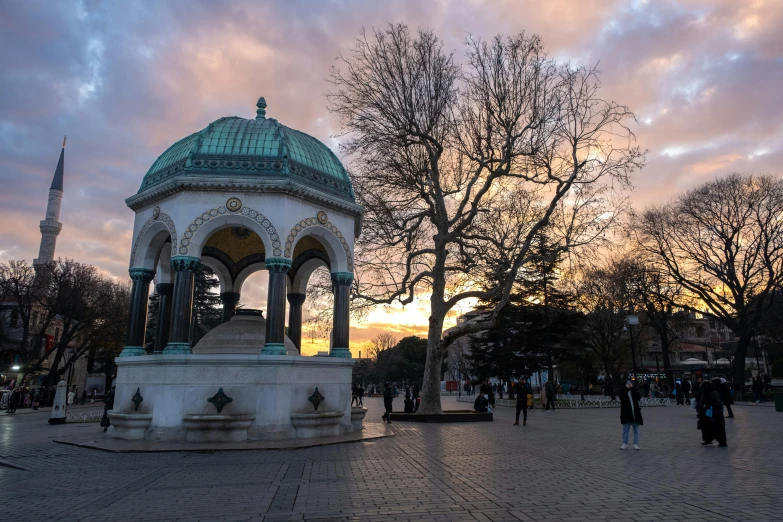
[456,395,671,409]
[66,408,103,423]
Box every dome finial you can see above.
[256,97,267,120]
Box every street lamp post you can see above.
[627,314,640,381]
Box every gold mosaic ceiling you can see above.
[203,227,327,263]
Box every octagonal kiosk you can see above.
[109,97,363,442]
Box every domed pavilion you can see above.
[109,98,364,443]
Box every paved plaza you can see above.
[1,397,781,522]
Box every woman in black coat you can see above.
[697,380,727,447]
[619,380,643,450]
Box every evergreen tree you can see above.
[468,228,580,384]
[190,265,222,346]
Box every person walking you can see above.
[381,382,394,424]
[752,376,764,403]
[6,389,19,414]
[674,380,683,405]
[545,381,556,412]
[357,385,364,407]
[514,378,531,426]
[539,384,548,411]
[719,378,734,418]
[699,379,727,447]
[67,388,75,406]
[682,376,692,405]
[620,380,643,450]
[100,386,115,432]
[351,385,359,407]
[693,376,704,416]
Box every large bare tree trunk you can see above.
[419,263,447,414]
[732,333,753,399]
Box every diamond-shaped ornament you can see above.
[308,387,325,411]
[207,387,233,414]
[131,387,143,412]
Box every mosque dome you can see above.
[138,97,353,202]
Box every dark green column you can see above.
[286,293,306,352]
[119,268,156,357]
[153,283,174,354]
[220,292,240,323]
[261,257,291,355]
[164,256,200,354]
[330,272,353,358]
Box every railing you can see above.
[456,395,670,409]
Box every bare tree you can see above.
[329,25,644,412]
[0,259,130,388]
[623,258,686,391]
[633,174,783,389]
[575,259,634,398]
[365,332,397,384]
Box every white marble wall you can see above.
[114,354,354,441]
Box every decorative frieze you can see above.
[284,216,354,271]
[179,204,281,257]
[129,212,177,268]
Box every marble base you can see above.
[290,411,344,438]
[351,407,367,430]
[108,412,153,440]
[113,354,354,442]
[182,414,255,442]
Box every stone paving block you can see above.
[1,398,782,521]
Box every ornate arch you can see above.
[178,204,282,257]
[129,212,177,268]
[284,215,353,271]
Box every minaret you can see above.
[33,137,66,267]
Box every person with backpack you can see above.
[381,382,394,423]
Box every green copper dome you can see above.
[139,98,353,201]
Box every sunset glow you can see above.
[1,0,781,354]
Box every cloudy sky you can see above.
[1,0,781,355]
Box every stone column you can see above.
[286,293,306,352]
[220,292,240,323]
[261,257,291,355]
[330,272,353,358]
[119,268,156,357]
[153,283,174,354]
[164,256,200,354]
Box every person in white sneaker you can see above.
[619,379,643,450]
